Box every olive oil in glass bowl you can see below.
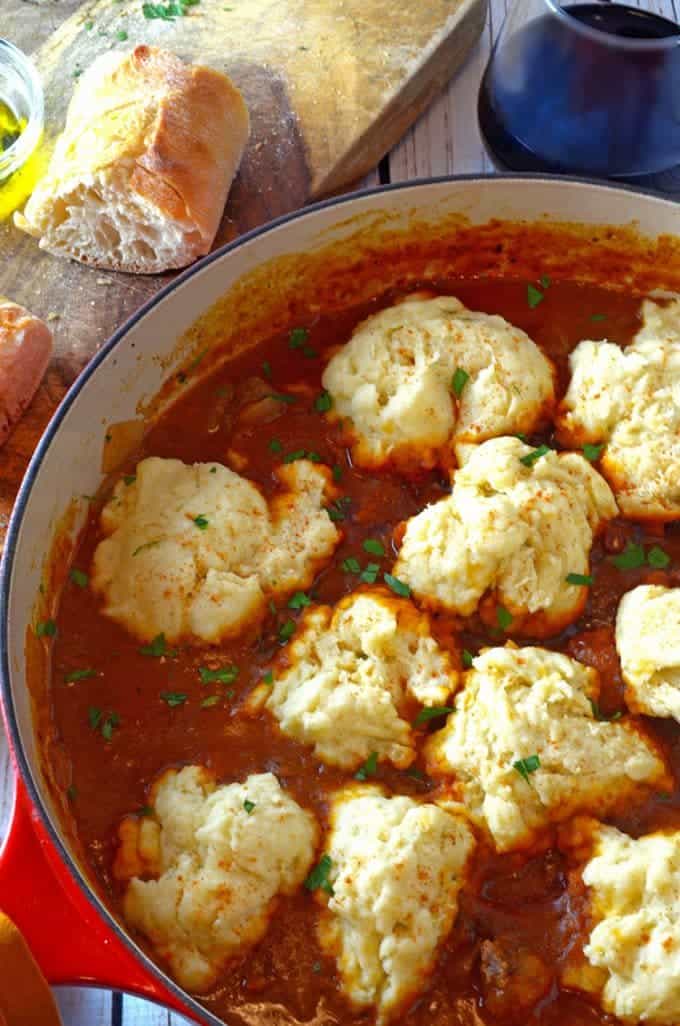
[0,38,44,220]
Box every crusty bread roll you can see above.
[15,46,249,274]
[0,299,52,446]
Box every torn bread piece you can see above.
[425,645,669,852]
[0,298,52,446]
[265,589,459,770]
[561,818,680,1025]
[557,296,680,519]
[321,294,555,471]
[114,767,318,992]
[393,436,617,636]
[616,585,680,722]
[91,456,340,644]
[315,784,475,1023]
[15,46,249,273]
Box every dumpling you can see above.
[91,456,341,643]
[114,767,318,991]
[393,436,617,636]
[425,645,669,852]
[616,585,680,722]
[322,294,555,471]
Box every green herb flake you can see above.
[243,799,256,814]
[279,619,296,643]
[263,670,274,685]
[269,600,277,616]
[591,313,607,322]
[116,29,128,40]
[269,438,283,453]
[497,606,513,630]
[312,961,322,974]
[201,695,222,708]
[101,713,120,741]
[539,274,551,289]
[326,496,351,522]
[283,449,306,464]
[288,591,311,610]
[406,767,427,782]
[332,465,343,483]
[123,474,137,486]
[362,539,385,557]
[193,514,209,530]
[648,546,670,569]
[73,68,83,79]
[415,705,454,725]
[65,668,96,683]
[141,0,197,18]
[306,451,322,463]
[268,392,297,405]
[84,20,94,29]
[513,754,540,782]
[583,443,604,462]
[161,692,188,707]
[384,573,410,597]
[88,707,102,730]
[69,568,89,589]
[132,539,161,557]
[657,792,673,803]
[589,699,623,722]
[302,345,318,359]
[67,785,78,801]
[527,284,545,309]
[360,562,380,584]
[342,557,361,574]
[315,390,333,413]
[138,805,153,817]
[289,327,309,349]
[210,466,217,474]
[304,854,334,895]
[462,649,474,669]
[451,367,470,398]
[199,665,239,685]
[262,360,272,379]
[355,750,378,781]
[519,444,551,467]
[566,572,593,586]
[612,542,646,571]
[36,619,57,638]
[139,633,175,658]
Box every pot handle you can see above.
[0,774,190,1017]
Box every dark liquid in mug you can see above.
[479,3,680,178]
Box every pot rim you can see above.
[0,170,675,1018]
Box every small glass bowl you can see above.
[0,38,44,186]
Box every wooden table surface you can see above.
[1,0,678,1023]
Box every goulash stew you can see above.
[44,277,680,1026]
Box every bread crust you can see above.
[15,46,250,273]
[0,299,52,446]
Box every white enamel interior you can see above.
[3,176,680,1015]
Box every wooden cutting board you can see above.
[0,0,487,547]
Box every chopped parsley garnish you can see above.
[199,665,239,685]
[583,443,604,462]
[36,619,57,638]
[406,767,427,781]
[302,345,318,359]
[451,367,470,398]
[589,699,622,722]
[138,805,153,817]
[315,390,333,413]
[269,600,277,615]
[139,633,175,658]
[383,573,410,597]
[304,854,334,895]
[497,606,513,630]
[123,474,137,486]
[132,539,161,557]
[342,557,361,574]
[84,19,94,28]
[101,713,120,741]
[210,466,217,474]
[360,563,380,584]
[243,799,256,814]
[332,465,343,483]
[355,751,378,781]
[65,668,96,683]
[519,444,550,467]
[611,542,646,571]
[263,670,274,685]
[269,438,283,453]
[462,649,474,669]
[142,0,198,18]
[193,514,209,530]
[69,568,89,589]
[288,591,311,610]
[262,360,272,379]
[306,451,322,462]
[279,619,296,643]
[527,284,545,309]
[88,707,102,730]
[268,392,297,404]
[566,572,593,586]
[161,692,187,707]
[415,705,454,725]
[539,274,551,289]
[591,313,607,322]
[312,961,322,974]
[289,327,309,349]
[363,539,385,557]
[513,754,540,782]
[283,449,306,463]
[201,695,222,708]
[116,29,128,40]
[326,497,351,522]
[647,545,670,569]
